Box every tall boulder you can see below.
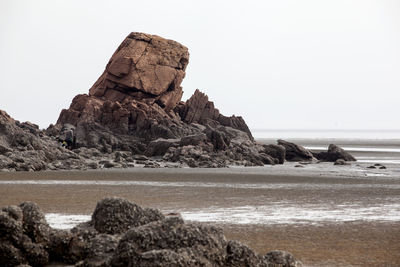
[89,32,189,111]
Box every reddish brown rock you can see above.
[89,32,189,111]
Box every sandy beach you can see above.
[1,164,399,266]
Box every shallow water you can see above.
[45,201,400,229]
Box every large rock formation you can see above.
[0,198,303,266]
[0,32,356,171]
[54,32,274,166]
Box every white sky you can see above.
[1,0,399,130]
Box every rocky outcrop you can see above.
[56,33,196,150]
[0,110,88,172]
[277,140,315,161]
[53,32,276,166]
[0,198,302,266]
[0,32,357,171]
[313,144,356,162]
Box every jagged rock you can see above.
[264,250,303,267]
[277,140,315,161]
[313,144,356,162]
[91,197,165,234]
[177,89,253,140]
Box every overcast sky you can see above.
[1,0,399,130]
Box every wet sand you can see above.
[0,168,399,266]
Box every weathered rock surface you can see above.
[0,198,302,266]
[89,32,189,111]
[313,144,356,162]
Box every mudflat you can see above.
[0,168,399,266]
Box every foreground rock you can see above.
[0,197,302,266]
